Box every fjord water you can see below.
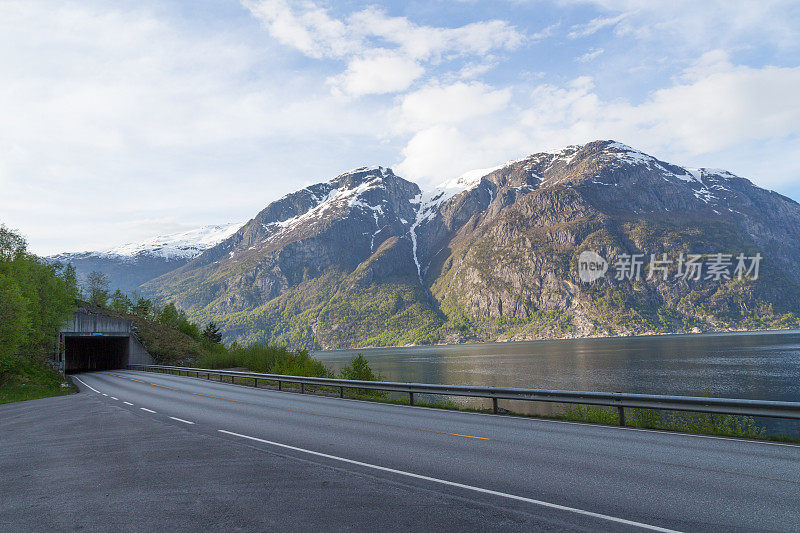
[316,331,800,436]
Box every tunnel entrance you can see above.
[56,307,153,374]
[63,335,130,373]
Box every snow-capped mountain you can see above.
[49,222,244,292]
[50,140,800,347]
[135,140,800,348]
[101,222,244,260]
[144,166,421,309]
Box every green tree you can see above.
[86,271,109,307]
[0,225,77,383]
[157,302,180,328]
[131,297,154,319]
[339,354,382,381]
[109,289,132,313]
[201,322,223,344]
[157,302,200,340]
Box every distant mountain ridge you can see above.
[49,222,244,293]
[55,141,800,347]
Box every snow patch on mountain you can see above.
[408,161,517,281]
[102,222,245,260]
[261,171,386,245]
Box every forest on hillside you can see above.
[0,226,79,402]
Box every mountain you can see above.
[131,140,800,349]
[49,223,243,293]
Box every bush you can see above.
[339,354,381,381]
[197,344,331,378]
[339,354,386,398]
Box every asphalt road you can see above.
[3,370,800,532]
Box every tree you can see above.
[157,302,180,328]
[86,271,109,307]
[109,289,132,313]
[131,297,154,319]
[201,322,223,344]
[0,225,77,379]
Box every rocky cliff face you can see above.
[424,141,800,342]
[123,141,800,348]
[143,167,423,315]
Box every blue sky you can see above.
[2,0,799,254]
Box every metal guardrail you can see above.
[128,363,800,426]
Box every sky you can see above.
[2,0,800,255]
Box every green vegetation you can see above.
[0,357,77,404]
[195,271,445,349]
[0,226,79,403]
[338,354,387,398]
[558,404,766,440]
[198,344,331,377]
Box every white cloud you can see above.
[563,1,800,51]
[328,52,424,97]
[5,0,800,256]
[396,52,800,189]
[568,14,625,39]
[576,47,604,62]
[0,0,394,254]
[398,82,512,129]
[244,0,524,97]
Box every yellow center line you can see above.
[190,391,252,404]
[150,383,179,390]
[447,433,490,440]
[106,372,490,441]
[283,407,490,441]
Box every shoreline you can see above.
[314,327,800,354]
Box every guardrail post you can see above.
[300,383,305,394]
[618,406,626,426]
[254,378,258,388]
[339,386,344,398]
[278,380,282,391]
[493,397,499,415]
[409,392,414,406]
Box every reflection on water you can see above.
[315,331,800,436]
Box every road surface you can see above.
[2,369,799,532]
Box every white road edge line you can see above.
[140,408,156,413]
[169,416,195,425]
[123,402,134,406]
[218,430,679,532]
[72,376,101,394]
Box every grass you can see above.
[0,358,76,405]
[556,403,770,440]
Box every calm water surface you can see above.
[315,331,800,435]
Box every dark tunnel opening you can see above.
[64,335,129,373]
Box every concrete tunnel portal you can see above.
[63,335,130,373]
[57,308,153,374]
